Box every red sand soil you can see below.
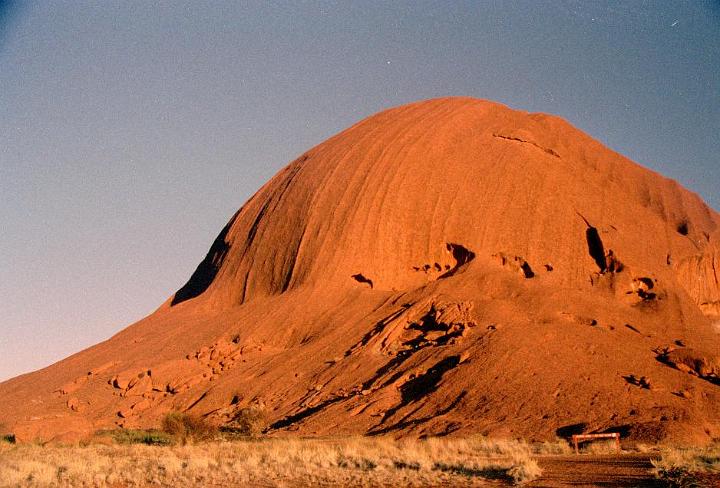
[1,97,718,444]
[529,454,662,487]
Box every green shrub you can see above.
[0,424,15,444]
[1,434,15,444]
[111,429,174,446]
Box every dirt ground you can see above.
[528,454,664,487]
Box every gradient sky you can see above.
[1,1,719,382]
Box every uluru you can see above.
[1,97,719,445]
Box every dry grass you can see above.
[531,439,573,456]
[580,439,621,455]
[0,436,544,487]
[651,443,720,487]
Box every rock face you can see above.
[1,97,719,443]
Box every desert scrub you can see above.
[531,438,572,455]
[161,411,218,444]
[582,439,622,455]
[0,434,15,445]
[0,423,15,445]
[224,404,267,438]
[0,436,543,487]
[507,454,542,484]
[651,444,720,487]
[102,428,174,446]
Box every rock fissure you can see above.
[280,227,307,293]
[492,133,560,158]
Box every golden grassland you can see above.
[0,435,553,487]
[0,413,717,488]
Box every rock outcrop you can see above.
[1,97,718,444]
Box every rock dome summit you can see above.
[1,97,719,443]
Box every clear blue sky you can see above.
[1,1,718,381]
